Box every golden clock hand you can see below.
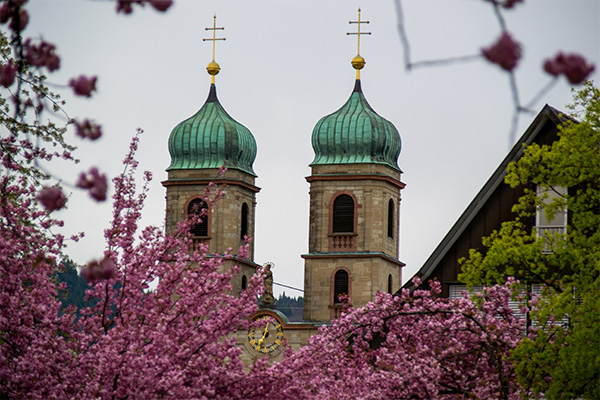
[258,322,269,346]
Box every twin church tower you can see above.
[162,12,404,323]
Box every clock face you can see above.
[247,315,284,355]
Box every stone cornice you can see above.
[306,174,405,190]
[162,178,261,193]
[301,251,405,267]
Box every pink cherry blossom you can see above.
[482,32,522,71]
[24,39,61,72]
[69,75,98,97]
[81,257,116,282]
[0,61,17,88]
[251,280,528,400]
[75,119,102,140]
[0,3,11,23]
[76,166,108,201]
[1,135,264,399]
[36,186,67,212]
[8,7,28,31]
[544,52,595,84]
[149,0,172,12]
[116,0,141,14]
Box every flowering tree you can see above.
[0,1,267,398]
[460,83,600,399]
[1,129,266,398]
[241,280,527,400]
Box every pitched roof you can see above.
[403,105,569,291]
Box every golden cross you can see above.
[203,15,226,61]
[346,8,371,57]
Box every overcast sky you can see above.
[24,0,599,298]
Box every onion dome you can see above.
[167,84,257,176]
[310,79,402,172]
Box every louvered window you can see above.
[530,284,569,327]
[333,270,349,304]
[387,199,394,238]
[450,285,526,320]
[241,202,249,239]
[188,198,208,237]
[535,185,567,254]
[449,285,483,299]
[332,195,354,233]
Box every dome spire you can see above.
[203,15,226,84]
[347,8,371,80]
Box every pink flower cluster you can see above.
[23,39,61,72]
[81,257,116,282]
[0,61,17,88]
[116,0,173,14]
[1,137,264,399]
[0,1,29,32]
[36,186,67,212]
[544,52,595,85]
[69,75,98,98]
[76,167,108,201]
[252,280,527,400]
[482,32,522,71]
[75,119,102,140]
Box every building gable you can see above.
[404,105,569,297]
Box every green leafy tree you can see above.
[55,258,95,316]
[274,292,303,322]
[459,82,600,399]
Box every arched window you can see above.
[241,275,247,290]
[188,198,208,237]
[387,199,394,239]
[240,202,249,239]
[333,269,349,304]
[332,194,354,233]
[388,274,393,294]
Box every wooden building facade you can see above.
[404,105,569,297]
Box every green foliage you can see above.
[274,292,303,322]
[0,30,74,185]
[459,82,600,399]
[55,258,95,316]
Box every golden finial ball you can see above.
[207,60,220,76]
[351,55,365,70]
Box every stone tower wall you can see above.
[163,168,259,259]
[303,163,404,322]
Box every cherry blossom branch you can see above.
[394,0,595,145]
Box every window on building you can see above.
[188,198,208,237]
[241,275,247,290]
[332,194,354,234]
[388,274,393,294]
[536,185,567,254]
[387,199,394,239]
[241,202,249,239]
[449,284,482,301]
[333,269,349,304]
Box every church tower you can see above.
[162,17,260,293]
[302,10,405,321]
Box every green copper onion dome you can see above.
[310,80,401,172]
[167,84,257,176]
